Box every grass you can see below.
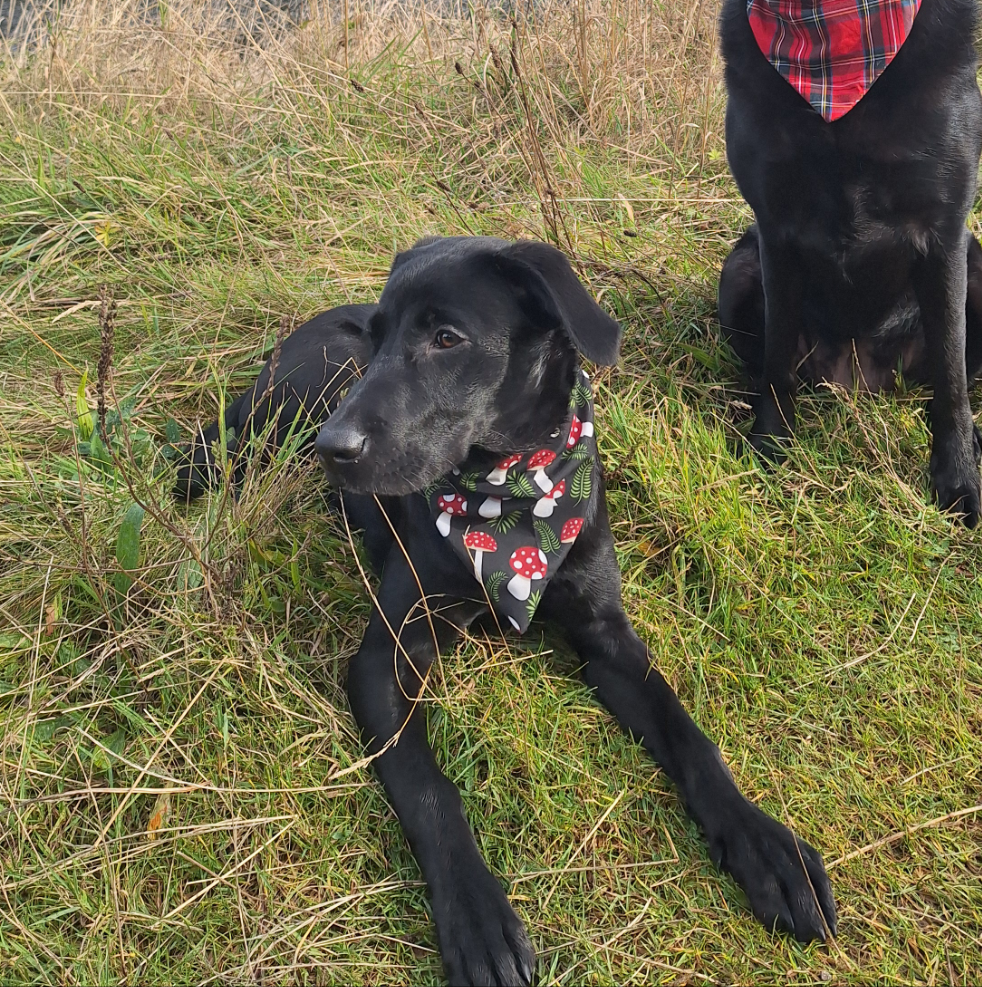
[1,1,981,984]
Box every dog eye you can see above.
[433,328,462,349]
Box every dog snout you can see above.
[316,422,369,470]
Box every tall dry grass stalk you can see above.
[0,0,725,175]
[4,5,982,987]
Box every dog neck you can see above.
[426,369,598,633]
[747,0,922,122]
[480,338,580,460]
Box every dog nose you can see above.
[316,423,369,467]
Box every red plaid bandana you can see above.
[747,0,921,122]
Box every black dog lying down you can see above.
[174,302,378,500]
[718,0,982,526]
[178,236,835,986]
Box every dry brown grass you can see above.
[1,2,981,985]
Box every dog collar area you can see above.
[426,370,597,633]
[746,0,921,122]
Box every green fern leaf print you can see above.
[507,472,536,498]
[485,570,507,603]
[534,519,561,554]
[488,510,521,534]
[571,460,593,502]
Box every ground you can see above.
[0,2,981,985]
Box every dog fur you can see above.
[178,236,836,986]
[718,0,982,526]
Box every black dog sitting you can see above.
[178,236,836,986]
[718,0,982,526]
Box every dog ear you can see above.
[339,304,378,336]
[494,241,622,365]
[390,236,444,275]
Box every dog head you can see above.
[315,236,621,496]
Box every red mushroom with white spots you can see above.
[506,546,548,601]
[434,492,468,536]
[526,449,557,492]
[560,517,584,545]
[478,495,502,519]
[532,479,565,518]
[566,415,582,449]
[463,530,497,582]
[487,452,523,485]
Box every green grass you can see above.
[1,2,981,984]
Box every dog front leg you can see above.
[347,550,534,987]
[915,227,982,527]
[544,526,835,943]
[751,235,803,462]
[569,604,835,941]
[174,391,249,500]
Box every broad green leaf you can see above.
[76,370,94,441]
[89,728,127,772]
[87,431,113,468]
[164,418,182,445]
[178,558,203,592]
[116,503,145,572]
[115,503,145,594]
[33,716,75,742]
[117,396,137,422]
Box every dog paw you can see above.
[433,866,535,987]
[931,462,981,529]
[708,799,836,943]
[748,429,789,467]
[172,443,214,502]
[747,392,795,467]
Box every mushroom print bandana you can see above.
[426,370,597,633]
[746,0,921,122]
